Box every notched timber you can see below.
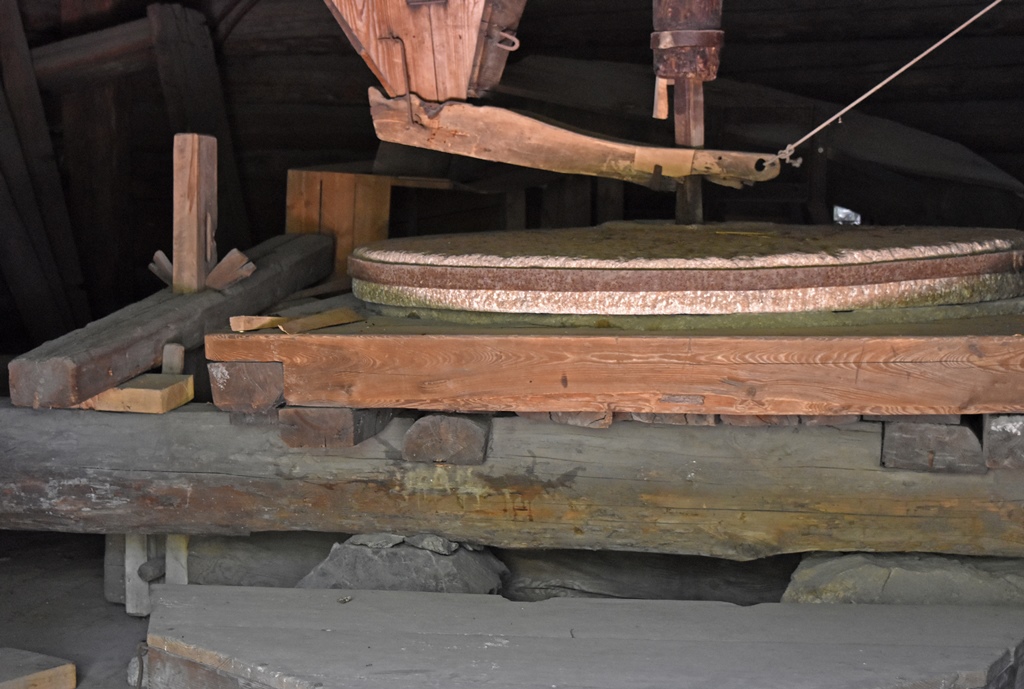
[9,234,333,409]
[368,88,779,190]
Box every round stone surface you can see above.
[350,222,1024,315]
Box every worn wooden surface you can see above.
[0,648,75,689]
[30,17,152,93]
[369,88,779,189]
[882,422,987,474]
[205,309,1024,415]
[278,406,393,449]
[9,234,332,409]
[402,414,491,465]
[4,402,1024,558]
[208,361,284,413]
[146,585,1024,689]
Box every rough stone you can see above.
[296,539,507,594]
[406,533,460,555]
[346,533,406,549]
[783,553,1024,605]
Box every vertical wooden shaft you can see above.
[172,133,218,294]
[674,77,704,224]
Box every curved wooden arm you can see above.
[368,87,780,190]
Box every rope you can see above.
[770,0,1007,167]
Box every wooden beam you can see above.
[149,4,251,252]
[3,402,1024,559]
[368,88,779,190]
[9,234,332,409]
[75,373,194,414]
[279,406,393,449]
[172,133,218,294]
[205,314,1024,416]
[0,83,75,337]
[0,0,89,325]
[402,414,490,465]
[208,361,284,414]
[30,18,153,94]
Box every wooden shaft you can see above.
[674,77,704,223]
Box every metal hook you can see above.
[379,35,415,125]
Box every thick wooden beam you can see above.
[205,314,1024,416]
[9,234,332,409]
[0,0,89,325]
[3,402,1024,559]
[0,648,75,689]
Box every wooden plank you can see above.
[228,315,289,332]
[76,373,194,414]
[172,133,218,294]
[9,234,332,409]
[145,585,1024,689]
[0,0,89,325]
[149,3,251,252]
[369,88,779,189]
[30,18,153,94]
[208,361,285,414]
[165,534,189,585]
[0,648,75,689]
[277,307,363,334]
[402,414,490,465]
[6,402,1024,559]
[205,316,1024,416]
[278,406,393,449]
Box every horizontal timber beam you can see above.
[204,313,1024,416]
[2,401,1024,559]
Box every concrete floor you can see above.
[0,532,147,688]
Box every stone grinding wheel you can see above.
[350,222,1024,316]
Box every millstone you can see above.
[350,221,1024,315]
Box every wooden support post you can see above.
[882,422,987,474]
[165,534,189,585]
[0,0,89,325]
[173,133,218,294]
[149,4,250,252]
[403,414,491,465]
[674,78,704,224]
[124,533,151,616]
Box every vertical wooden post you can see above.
[164,534,189,585]
[172,133,217,294]
[652,0,724,225]
[124,533,151,616]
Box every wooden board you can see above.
[9,234,332,409]
[5,402,1024,559]
[0,648,75,689]
[146,585,1024,689]
[205,309,1024,416]
[76,373,194,414]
